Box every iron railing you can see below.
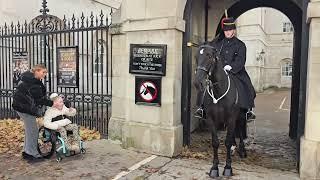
[0,0,112,136]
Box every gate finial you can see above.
[40,0,50,16]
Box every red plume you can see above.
[221,17,227,30]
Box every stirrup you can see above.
[194,108,204,118]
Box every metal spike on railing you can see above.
[59,20,62,30]
[63,15,67,30]
[11,22,15,35]
[28,21,31,34]
[86,17,89,28]
[81,12,85,28]
[4,23,8,35]
[99,10,104,26]
[17,21,21,34]
[54,19,59,31]
[31,21,35,33]
[106,14,109,26]
[77,18,80,29]
[71,14,76,29]
[40,0,49,16]
[68,20,71,30]
[90,12,94,27]
[24,20,28,34]
[96,15,99,27]
[110,8,113,25]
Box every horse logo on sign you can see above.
[139,81,158,102]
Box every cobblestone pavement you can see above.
[185,88,297,171]
[0,140,150,180]
[0,139,299,180]
[0,89,299,179]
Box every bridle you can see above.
[196,45,231,104]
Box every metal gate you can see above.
[0,1,112,136]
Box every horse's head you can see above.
[194,44,220,91]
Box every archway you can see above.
[181,0,309,170]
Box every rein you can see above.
[206,69,231,104]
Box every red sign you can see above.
[135,77,161,106]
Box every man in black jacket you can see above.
[12,64,55,162]
[195,17,256,123]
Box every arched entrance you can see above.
[181,0,309,169]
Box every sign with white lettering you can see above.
[129,44,167,76]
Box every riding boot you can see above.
[194,90,206,118]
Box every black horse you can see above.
[194,44,247,177]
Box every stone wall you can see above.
[300,0,320,179]
[109,0,185,157]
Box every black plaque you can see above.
[129,44,167,76]
[57,46,79,87]
[135,76,161,106]
[12,52,29,87]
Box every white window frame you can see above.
[281,61,292,77]
[283,22,293,33]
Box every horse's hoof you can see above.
[223,168,233,176]
[209,168,219,178]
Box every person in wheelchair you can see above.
[43,93,81,153]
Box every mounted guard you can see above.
[194,15,256,123]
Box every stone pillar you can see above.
[108,0,186,157]
[300,0,320,179]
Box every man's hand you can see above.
[224,65,232,71]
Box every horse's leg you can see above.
[238,110,247,158]
[223,118,236,176]
[209,122,220,178]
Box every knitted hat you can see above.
[49,93,60,101]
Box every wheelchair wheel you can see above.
[37,126,56,158]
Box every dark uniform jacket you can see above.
[12,71,53,116]
[210,36,256,109]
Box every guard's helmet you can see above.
[221,17,236,31]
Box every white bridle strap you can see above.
[206,69,230,104]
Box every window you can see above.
[281,61,292,77]
[283,22,293,32]
[94,39,105,74]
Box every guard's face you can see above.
[34,69,48,80]
[224,29,235,39]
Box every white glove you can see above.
[224,65,232,71]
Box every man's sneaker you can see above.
[194,108,204,118]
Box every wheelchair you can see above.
[37,126,86,162]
